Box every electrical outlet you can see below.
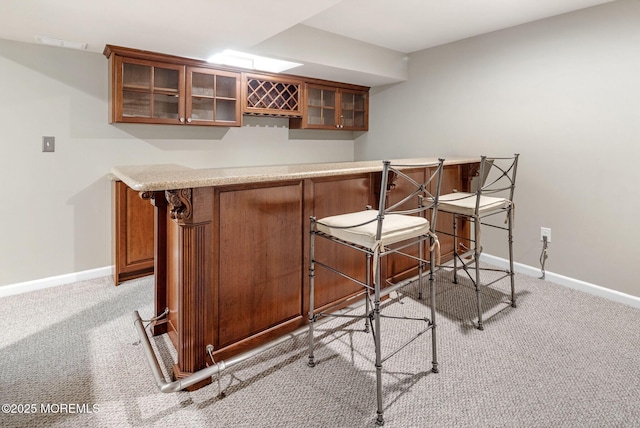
[42,136,55,152]
[540,227,551,242]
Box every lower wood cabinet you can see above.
[113,181,154,285]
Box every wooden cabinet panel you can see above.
[113,181,154,285]
[384,168,427,283]
[435,165,463,261]
[308,175,372,309]
[217,183,304,348]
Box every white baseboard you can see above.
[0,266,113,298]
[480,254,640,309]
[3,259,640,310]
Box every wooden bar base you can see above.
[112,159,478,391]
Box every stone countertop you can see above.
[110,157,479,192]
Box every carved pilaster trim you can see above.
[166,189,193,222]
[177,224,208,378]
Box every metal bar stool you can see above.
[436,154,519,330]
[307,158,445,426]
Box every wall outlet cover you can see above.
[42,136,55,152]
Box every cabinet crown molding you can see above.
[103,44,369,91]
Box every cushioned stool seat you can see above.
[438,192,511,216]
[316,210,431,250]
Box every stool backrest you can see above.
[377,158,445,240]
[476,154,519,203]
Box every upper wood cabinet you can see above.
[290,83,369,131]
[106,46,241,126]
[104,45,368,130]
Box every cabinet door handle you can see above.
[187,117,192,123]
[179,117,185,123]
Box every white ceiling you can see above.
[0,0,615,86]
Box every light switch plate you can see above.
[42,136,55,152]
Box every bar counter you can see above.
[111,156,480,391]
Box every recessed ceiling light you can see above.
[36,36,87,50]
[207,50,302,73]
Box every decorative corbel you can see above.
[386,171,398,191]
[469,163,481,181]
[165,189,193,222]
[139,190,155,201]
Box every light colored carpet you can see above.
[1,267,639,427]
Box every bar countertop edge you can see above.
[110,157,479,192]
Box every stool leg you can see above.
[474,217,484,330]
[364,254,371,333]
[452,214,459,284]
[308,224,316,368]
[508,207,516,308]
[430,236,439,374]
[374,255,384,426]
[418,236,424,300]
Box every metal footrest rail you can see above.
[132,284,390,395]
[133,310,309,394]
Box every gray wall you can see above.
[356,0,640,297]
[3,1,639,300]
[0,39,356,287]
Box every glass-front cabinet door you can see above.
[117,57,185,124]
[186,67,241,126]
[301,84,368,130]
[306,85,337,128]
[340,89,368,130]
